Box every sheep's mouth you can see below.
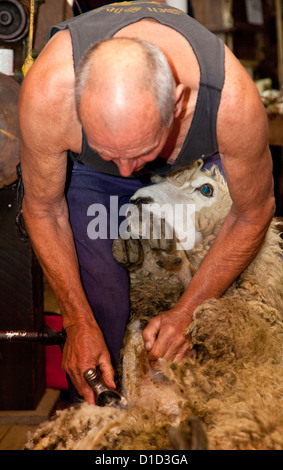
[130,196,154,206]
[127,196,154,226]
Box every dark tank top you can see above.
[48,2,225,177]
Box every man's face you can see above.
[86,123,170,177]
[81,92,171,176]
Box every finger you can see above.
[96,348,116,387]
[146,324,180,361]
[149,359,162,370]
[65,366,95,404]
[81,381,96,405]
[81,361,115,404]
[149,343,190,371]
[167,341,192,364]
[99,361,116,390]
[148,328,189,363]
[142,317,161,351]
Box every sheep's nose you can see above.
[130,196,153,206]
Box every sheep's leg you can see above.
[112,237,144,268]
[169,416,209,450]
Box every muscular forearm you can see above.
[175,203,275,318]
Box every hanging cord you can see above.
[73,0,83,15]
[22,0,35,77]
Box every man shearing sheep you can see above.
[18,2,275,403]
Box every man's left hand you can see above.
[142,307,193,369]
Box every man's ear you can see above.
[174,84,185,118]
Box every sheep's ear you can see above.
[197,159,204,170]
[168,161,201,186]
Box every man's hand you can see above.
[142,306,193,369]
[62,320,116,404]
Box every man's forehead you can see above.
[87,130,163,159]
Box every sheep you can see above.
[26,160,283,450]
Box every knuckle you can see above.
[150,347,161,360]
[163,323,177,337]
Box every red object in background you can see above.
[44,314,68,390]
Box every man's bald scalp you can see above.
[75,37,176,128]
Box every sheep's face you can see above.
[125,166,230,251]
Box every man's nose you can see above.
[116,159,134,177]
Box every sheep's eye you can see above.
[197,184,214,197]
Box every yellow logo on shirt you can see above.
[105,2,182,15]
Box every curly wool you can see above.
[26,163,283,450]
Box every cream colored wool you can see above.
[26,161,283,450]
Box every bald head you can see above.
[75,37,176,132]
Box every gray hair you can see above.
[75,37,176,127]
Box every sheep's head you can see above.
[112,160,231,289]
[125,160,231,253]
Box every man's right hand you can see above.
[62,320,116,404]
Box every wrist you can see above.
[62,309,99,334]
[173,299,195,323]
[57,290,98,330]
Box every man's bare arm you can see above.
[143,48,275,364]
[18,31,115,402]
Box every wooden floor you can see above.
[0,389,70,450]
[0,424,38,450]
